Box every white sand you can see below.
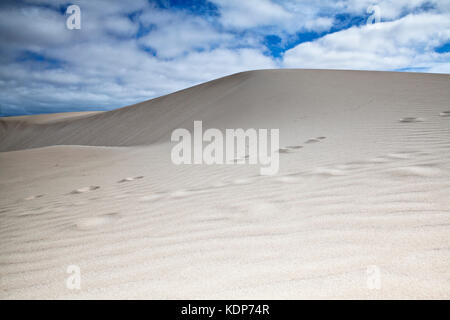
[0,111,103,125]
[0,69,449,299]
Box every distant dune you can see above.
[0,69,449,299]
[0,111,103,125]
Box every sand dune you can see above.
[0,111,103,125]
[0,69,449,299]
[1,69,449,152]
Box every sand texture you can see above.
[0,69,449,299]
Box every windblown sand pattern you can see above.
[0,70,449,299]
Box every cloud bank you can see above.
[0,0,449,116]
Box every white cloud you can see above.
[138,9,233,58]
[283,13,450,71]
[103,15,139,37]
[0,0,449,115]
[211,0,292,29]
[0,6,69,49]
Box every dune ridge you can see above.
[1,69,449,152]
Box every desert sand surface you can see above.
[0,111,103,125]
[0,69,449,299]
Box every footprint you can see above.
[70,186,100,194]
[440,111,450,117]
[305,137,326,143]
[74,212,119,231]
[278,148,291,153]
[24,194,44,201]
[399,117,424,123]
[118,176,144,183]
[278,145,303,153]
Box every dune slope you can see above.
[1,69,449,151]
[0,69,449,299]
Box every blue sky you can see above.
[0,0,449,116]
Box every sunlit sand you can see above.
[0,69,449,299]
